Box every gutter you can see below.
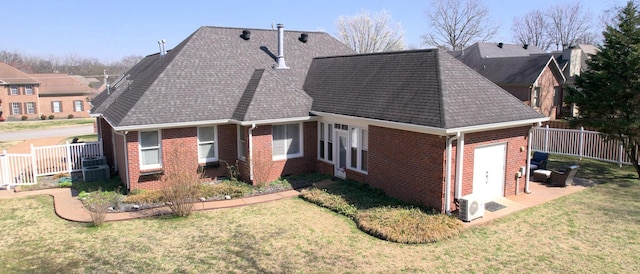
[248,124,257,182]
[445,132,460,215]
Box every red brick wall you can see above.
[249,122,317,185]
[39,95,92,119]
[1,84,40,120]
[367,125,447,211]
[535,66,561,119]
[460,127,530,199]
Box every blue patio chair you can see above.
[530,151,549,170]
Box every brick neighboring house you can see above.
[29,74,97,119]
[90,25,548,214]
[451,43,566,119]
[0,62,40,120]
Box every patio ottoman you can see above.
[533,169,552,183]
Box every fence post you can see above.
[544,125,549,152]
[579,127,584,160]
[619,143,624,168]
[1,151,9,190]
[30,144,38,181]
[66,141,73,173]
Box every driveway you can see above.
[0,125,94,141]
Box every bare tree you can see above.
[336,10,405,53]
[548,2,594,49]
[512,10,554,51]
[423,0,498,50]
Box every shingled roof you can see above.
[30,74,97,96]
[91,26,353,129]
[304,49,546,129]
[0,62,38,85]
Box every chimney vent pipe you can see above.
[276,23,288,69]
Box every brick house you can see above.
[90,25,548,213]
[0,62,97,121]
[29,74,96,119]
[0,62,40,121]
[451,42,566,119]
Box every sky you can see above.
[1,0,623,63]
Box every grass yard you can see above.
[0,118,94,132]
[0,155,639,273]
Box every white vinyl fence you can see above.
[532,126,636,166]
[0,141,102,187]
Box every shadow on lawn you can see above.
[547,155,639,188]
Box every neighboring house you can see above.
[90,25,548,213]
[451,42,566,119]
[29,74,97,119]
[553,44,598,116]
[0,62,40,120]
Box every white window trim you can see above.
[272,123,303,161]
[197,126,218,163]
[25,102,35,114]
[10,102,21,115]
[9,85,18,95]
[139,130,162,170]
[52,101,62,113]
[74,100,83,112]
[238,125,246,161]
[347,126,368,174]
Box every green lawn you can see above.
[0,118,94,132]
[0,155,639,273]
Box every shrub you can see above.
[40,114,47,120]
[82,191,113,226]
[354,207,464,244]
[48,114,55,120]
[160,145,202,217]
[123,189,164,204]
[21,115,28,121]
[199,180,251,199]
[67,114,74,119]
[299,187,358,218]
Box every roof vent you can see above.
[240,29,251,40]
[299,33,308,43]
[497,42,504,48]
[523,44,529,49]
[276,23,289,69]
[158,39,167,56]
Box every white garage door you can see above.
[472,143,506,202]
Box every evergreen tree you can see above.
[566,1,640,179]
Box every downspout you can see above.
[248,124,257,182]
[113,130,130,190]
[445,132,461,215]
[525,122,542,194]
[454,133,465,199]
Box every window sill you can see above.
[272,154,303,161]
[198,161,220,168]
[140,169,164,176]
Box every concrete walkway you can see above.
[0,179,588,225]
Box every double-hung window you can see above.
[25,102,35,114]
[272,123,302,160]
[25,85,34,95]
[349,127,368,172]
[533,87,541,108]
[238,125,246,161]
[198,126,217,163]
[9,85,18,95]
[318,123,333,162]
[10,102,21,115]
[74,100,83,112]
[52,101,62,113]
[139,131,161,169]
